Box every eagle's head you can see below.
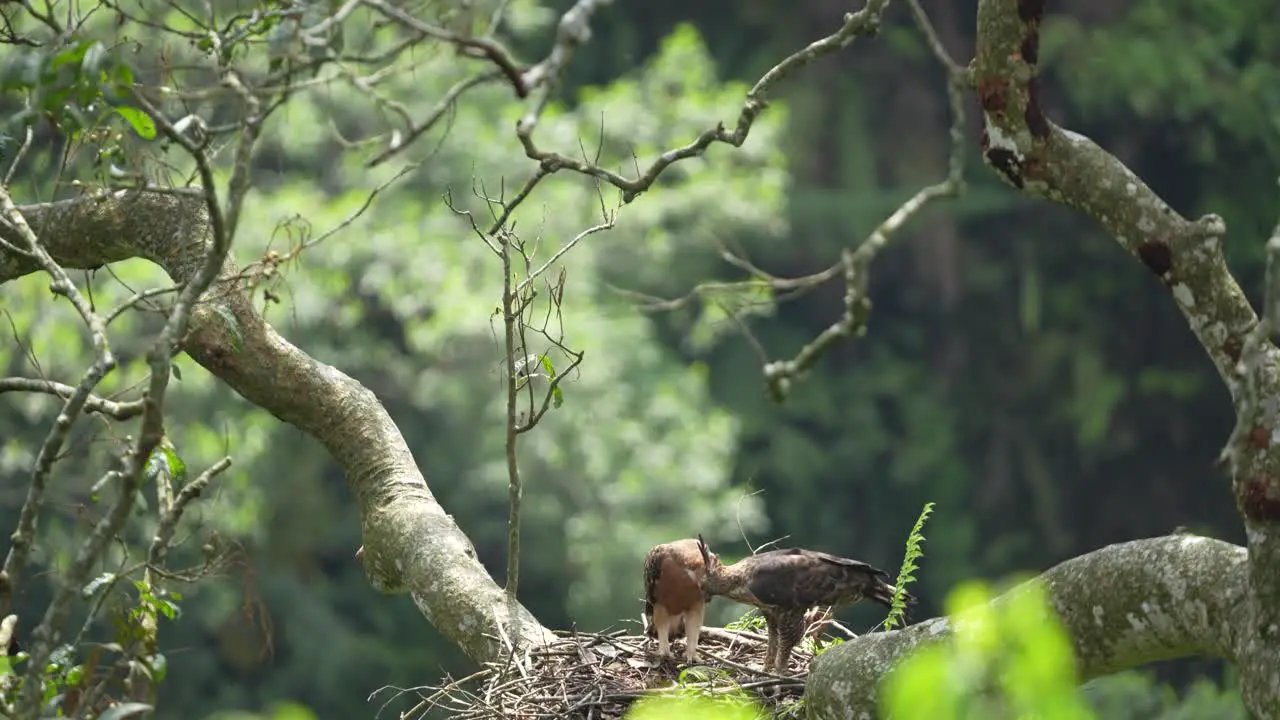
[697,534,732,597]
[696,534,722,574]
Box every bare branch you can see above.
[513,2,890,205]
[499,226,526,648]
[516,216,615,295]
[366,69,504,167]
[147,456,232,571]
[0,377,145,419]
[763,165,963,400]
[364,0,530,96]
[703,0,970,401]
[0,182,119,649]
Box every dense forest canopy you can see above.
[0,0,1278,718]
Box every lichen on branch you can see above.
[805,535,1248,718]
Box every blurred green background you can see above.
[2,0,1277,717]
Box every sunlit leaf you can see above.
[115,106,156,139]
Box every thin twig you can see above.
[0,378,145,419]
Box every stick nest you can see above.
[391,625,824,720]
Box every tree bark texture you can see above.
[805,536,1257,718]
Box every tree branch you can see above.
[805,535,1249,718]
[0,189,555,663]
[968,1,1280,714]
[972,0,1255,388]
[0,377,145,419]
[510,1,889,206]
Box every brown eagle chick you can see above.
[642,536,719,664]
[699,545,914,673]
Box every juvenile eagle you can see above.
[642,536,719,663]
[700,545,913,673]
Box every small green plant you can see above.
[725,608,767,634]
[883,501,934,631]
[882,579,1097,720]
[807,634,843,657]
[130,580,182,625]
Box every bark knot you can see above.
[1248,427,1271,450]
[1240,476,1280,523]
[1136,241,1174,281]
[985,148,1024,189]
[1223,335,1245,365]
[978,78,1006,113]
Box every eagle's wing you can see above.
[742,550,834,607]
[642,545,665,629]
[746,548,908,609]
[807,549,889,579]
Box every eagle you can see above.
[642,536,719,664]
[699,544,914,673]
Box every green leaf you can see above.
[145,437,188,487]
[157,599,179,620]
[111,62,134,88]
[115,106,156,139]
[161,442,188,485]
[49,41,92,72]
[539,355,565,408]
[538,354,557,378]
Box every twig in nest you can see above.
[386,629,822,719]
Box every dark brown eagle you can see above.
[642,536,719,663]
[700,544,914,673]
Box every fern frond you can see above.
[882,501,935,631]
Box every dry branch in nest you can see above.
[385,620,845,720]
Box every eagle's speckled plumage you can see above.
[700,545,914,673]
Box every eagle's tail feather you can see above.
[866,573,917,610]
